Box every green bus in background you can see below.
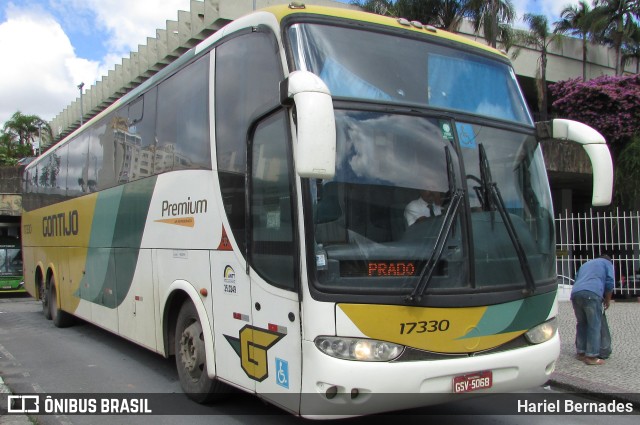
[0,235,24,293]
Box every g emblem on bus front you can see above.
[224,325,285,382]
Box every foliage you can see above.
[553,1,595,81]
[550,74,640,147]
[2,111,52,147]
[513,14,562,121]
[551,74,640,208]
[395,0,470,30]
[615,135,640,208]
[0,111,50,165]
[591,0,640,75]
[0,133,33,166]
[466,0,516,48]
[351,0,472,31]
[350,0,395,16]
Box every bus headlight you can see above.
[315,336,404,361]
[524,317,557,344]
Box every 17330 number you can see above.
[399,320,450,334]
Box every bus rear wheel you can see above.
[39,275,51,320]
[174,301,224,403]
[48,277,74,328]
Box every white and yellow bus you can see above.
[21,3,613,417]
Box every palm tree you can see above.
[467,0,517,48]
[396,0,471,31]
[554,1,596,80]
[353,1,472,32]
[2,111,51,150]
[350,0,395,16]
[430,0,471,31]
[621,23,640,73]
[592,0,640,75]
[516,14,562,121]
[0,126,39,165]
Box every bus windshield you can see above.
[288,23,532,125]
[288,24,555,296]
[307,111,555,295]
[0,246,22,276]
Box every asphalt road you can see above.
[1,295,637,424]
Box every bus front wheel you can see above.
[174,301,224,403]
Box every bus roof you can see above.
[264,4,507,59]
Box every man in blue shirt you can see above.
[570,255,614,365]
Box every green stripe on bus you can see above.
[76,177,157,308]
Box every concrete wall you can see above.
[0,166,23,216]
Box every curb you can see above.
[0,377,33,425]
[548,379,640,411]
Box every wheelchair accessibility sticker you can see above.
[275,358,289,389]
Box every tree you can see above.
[550,75,640,146]
[2,111,52,149]
[352,0,472,31]
[621,23,640,73]
[467,0,516,48]
[550,75,640,209]
[350,0,395,16]
[554,1,596,81]
[591,0,640,75]
[0,111,50,165]
[515,14,561,121]
[395,0,471,31]
[615,136,640,209]
[0,132,33,166]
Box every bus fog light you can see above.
[315,336,404,361]
[525,317,557,344]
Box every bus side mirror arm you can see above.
[281,71,336,179]
[537,119,613,206]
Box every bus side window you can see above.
[215,30,284,256]
[67,133,90,196]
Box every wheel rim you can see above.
[179,320,206,381]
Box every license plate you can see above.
[1,285,12,289]
[453,370,492,393]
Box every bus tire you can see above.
[39,275,52,320]
[175,301,223,404]
[49,277,74,328]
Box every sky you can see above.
[0,0,584,130]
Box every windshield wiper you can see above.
[405,190,463,303]
[477,144,536,296]
[406,147,461,303]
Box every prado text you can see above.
[518,399,634,414]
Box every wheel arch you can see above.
[34,264,45,298]
[162,280,216,378]
[45,264,59,305]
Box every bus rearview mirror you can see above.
[536,119,613,206]
[281,71,336,179]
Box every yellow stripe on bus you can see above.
[338,304,526,353]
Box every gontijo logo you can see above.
[42,210,79,237]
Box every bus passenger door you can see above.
[249,111,302,413]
